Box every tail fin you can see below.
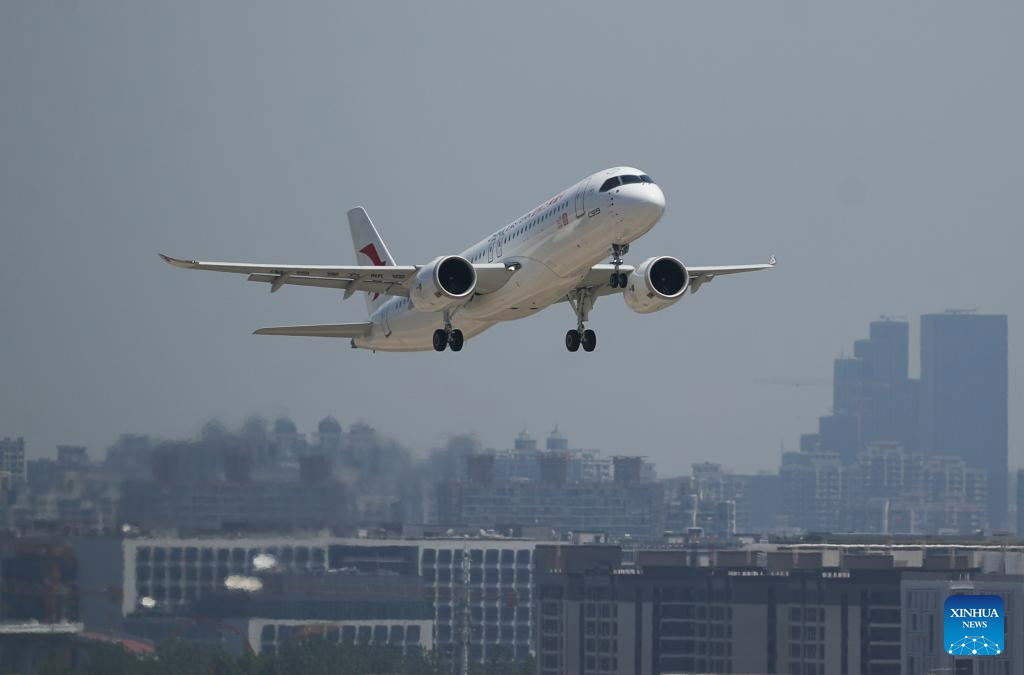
[347,207,397,314]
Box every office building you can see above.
[920,312,1008,528]
[194,570,433,656]
[535,538,1024,675]
[81,534,540,664]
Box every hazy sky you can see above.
[1,2,1020,476]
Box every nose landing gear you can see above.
[608,243,629,288]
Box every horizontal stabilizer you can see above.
[253,323,372,338]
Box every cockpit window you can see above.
[600,174,655,192]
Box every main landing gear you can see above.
[608,243,629,288]
[433,309,464,352]
[565,328,596,352]
[565,288,597,353]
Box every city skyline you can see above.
[8,308,1012,540]
[3,310,1013,486]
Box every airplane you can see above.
[161,167,775,353]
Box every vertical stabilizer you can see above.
[347,207,397,314]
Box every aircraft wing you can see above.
[160,255,516,298]
[469,263,518,294]
[685,259,776,294]
[578,257,776,298]
[253,323,372,338]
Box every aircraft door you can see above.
[487,236,495,262]
[496,232,503,258]
[382,304,392,337]
[574,180,589,219]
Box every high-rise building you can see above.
[662,463,754,537]
[779,448,843,532]
[0,437,26,485]
[490,430,618,485]
[838,441,988,535]
[819,319,918,464]
[920,311,1008,528]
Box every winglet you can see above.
[159,254,197,269]
[769,254,777,266]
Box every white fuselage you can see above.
[353,167,666,351]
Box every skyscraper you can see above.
[819,318,918,463]
[920,311,1008,528]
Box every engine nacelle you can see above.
[409,255,477,312]
[623,256,689,314]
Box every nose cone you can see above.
[644,184,666,220]
[620,183,665,226]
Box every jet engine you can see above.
[409,255,477,312]
[622,256,689,314]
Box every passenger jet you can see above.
[161,167,775,352]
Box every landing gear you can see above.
[432,329,448,352]
[565,330,580,351]
[608,243,629,288]
[433,309,464,352]
[565,288,597,353]
[581,329,596,352]
[609,271,628,288]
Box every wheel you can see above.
[448,329,464,352]
[432,329,448,352]
[609,273,619,288]
[565,329,581,352]
[618,272,628,287]
[581,329,597,352]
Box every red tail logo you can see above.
[359,244,386,301]
[359,244,387,267]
